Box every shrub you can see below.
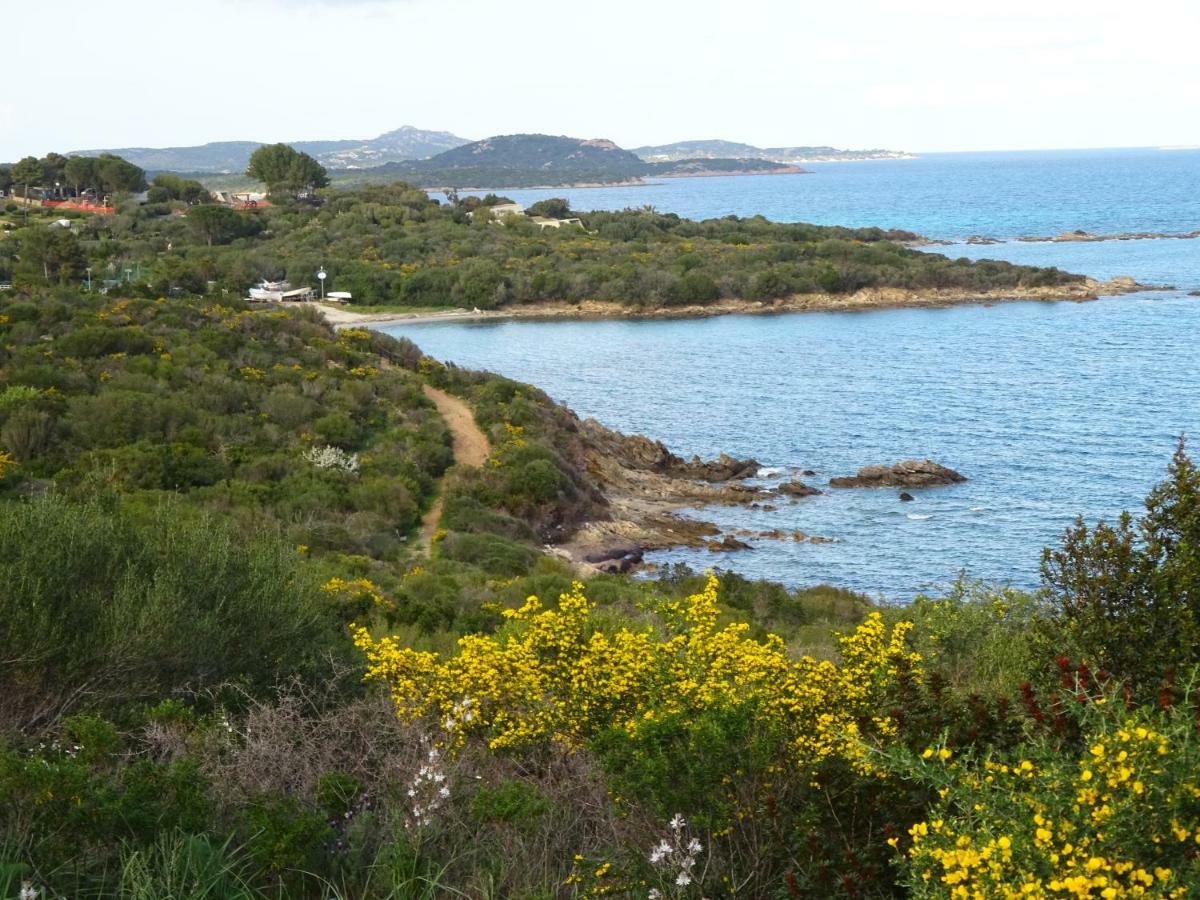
[1042,442,1200,697]
[0,496,341,730]
[894,698,1200,897]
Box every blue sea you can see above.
[385,148,1200,600]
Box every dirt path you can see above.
[416,385,491,550]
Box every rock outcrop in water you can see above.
[1017,229,1200,243]
[776,480,822,497]
[830,459,967,488]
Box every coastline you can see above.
[315,277,1149,329]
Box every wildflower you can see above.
[646,813,702,894]
[19,883,38,900]
[405,743,449,829]
[303,444,360,473]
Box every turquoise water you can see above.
[389,149,1200,599]
[496,148,1200,242]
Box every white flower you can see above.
[668,813,685,831]
[648,891,661,900]
[303,444,359,473]
[675,871,692,886]
[686,837,702,854]
[19,883,38,900]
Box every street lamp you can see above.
[316,266,327,301]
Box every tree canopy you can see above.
[246,143,329,196]
[1043,439,1200,696]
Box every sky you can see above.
[4,0,1198,160]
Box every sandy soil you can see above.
[416,385,491,549]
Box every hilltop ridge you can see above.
[70,125,471,173]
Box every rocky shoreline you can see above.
[319,277,1147,330]
[559,418,968,575]
[959,230,1200,245]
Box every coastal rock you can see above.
[1017,229,1200,244]
[801,469,817,476]
[582,544,644,565]
[899,492,915,502]
[829,459,967,488]
[595,557,635,574]
[681,452,761,482]
[965,235,1002,245]
[708,534,752,552]
[776,480,822,497]
[578,420,758,482]
[1188,290,1200,297]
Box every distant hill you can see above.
[337,134,807,188]
[632,139,911,163]
[70,126,471,174]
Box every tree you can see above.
[40,152,68,190]
[95,154,146,193]
[11,156,43,203]
[16,226,87,284]
[0,165,11,195]
[246,143,328,196]
[150,174,210,204]
[185,204,254,246]
[527,197,572,219]
[1042,440,1200,695]
[63,155,100,196]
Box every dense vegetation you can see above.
[1,152,146,201]
[1,276,1198,897]
[1,172,1078,310]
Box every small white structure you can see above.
[247,279,315,303]
[326,291,353,304]
[529,216,584,231]
[50,219,73,229]
[470,202,525,221]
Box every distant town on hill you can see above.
[67,127,909,188]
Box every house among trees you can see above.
[211,190,271,209]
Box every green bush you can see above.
[1042,442,1200,697]
[0,496,341,730]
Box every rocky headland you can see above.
[320,277,1148,331]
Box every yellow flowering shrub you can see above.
[322,576,393,615]
[354,576,919,770]
[900,705,1200,898]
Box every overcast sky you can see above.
[4,0,1198,160]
